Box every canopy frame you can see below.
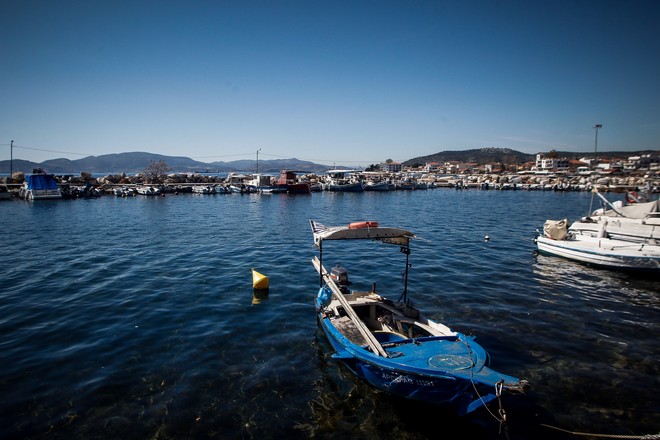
[310,220,416,304]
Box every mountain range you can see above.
[1,148,655,175]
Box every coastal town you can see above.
[2,151,659,200]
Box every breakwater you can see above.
[2,170,659,198]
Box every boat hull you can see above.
[363,182,390,191]
[317,311,521,415]
[285,183,311,194]
[20,189,63,200]
[536,234,660,272]
[327,182,364,192]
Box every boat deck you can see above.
[332,316,368,346]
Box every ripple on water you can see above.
[0,190,658,439]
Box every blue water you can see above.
[1,190,658,440]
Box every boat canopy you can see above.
[601,200,658,219]
[26,174,59,190]
[310,220,415,247]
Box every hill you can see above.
[1,148,656,175]
[0,152,330,175]
[403,147,657,167]
[403,148,533,166]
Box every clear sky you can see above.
[1,0,659,167]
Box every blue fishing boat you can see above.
[310,220,529,416]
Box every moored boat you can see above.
[276,170,311,194]
[324,170,364,192]
[535,229,660,272]
[18,169,62,201]
[136,186,161,196]
[310,220,529,416]
[363,180,390,191]
[568,190,660,244]
[0,183,12,200]
[113,186,137,197]
[192,185,215,194]
[535,189,660,273]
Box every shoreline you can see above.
[2,169,658,198]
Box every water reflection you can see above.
[252,289,269,305]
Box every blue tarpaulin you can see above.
[26,174,59,190]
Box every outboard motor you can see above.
[330,265,351,294]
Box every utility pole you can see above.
[593,124,602,170]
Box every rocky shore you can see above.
[2,169,658,198]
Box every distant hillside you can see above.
[0,152,331,175]
[403,148,533,166]
[403,147,658,167]
[2,148,656,175]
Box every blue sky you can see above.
[1,0,659,167]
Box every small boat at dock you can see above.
[18,168,62,201]
[136,186,161,196]
[535,189,660,273]
[276,170,311,194]
[0,184,12,200]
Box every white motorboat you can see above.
[535,226,660,272]
[192,185,215,194]
[568,190,659,244]
[535,190,660,273]
[136,186,161,196]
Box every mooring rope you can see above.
[541,424,660,439]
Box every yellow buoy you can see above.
[252,268,269,290]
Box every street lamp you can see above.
[256,148,262,174]
[593,124,602,169]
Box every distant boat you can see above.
[191,185,215,194]
[18,169,62,201]
[0,183,12,200]
[136,186,161,196]
[394,180,414,190]
[252,268,269,290]
[324,170,364,192]
[114,186,137,197]
[363,180,390,191]
[276,170,311,194]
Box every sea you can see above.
[1,188,658,440]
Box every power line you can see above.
[11,144,89,157]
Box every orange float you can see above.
[348,221,379,229]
